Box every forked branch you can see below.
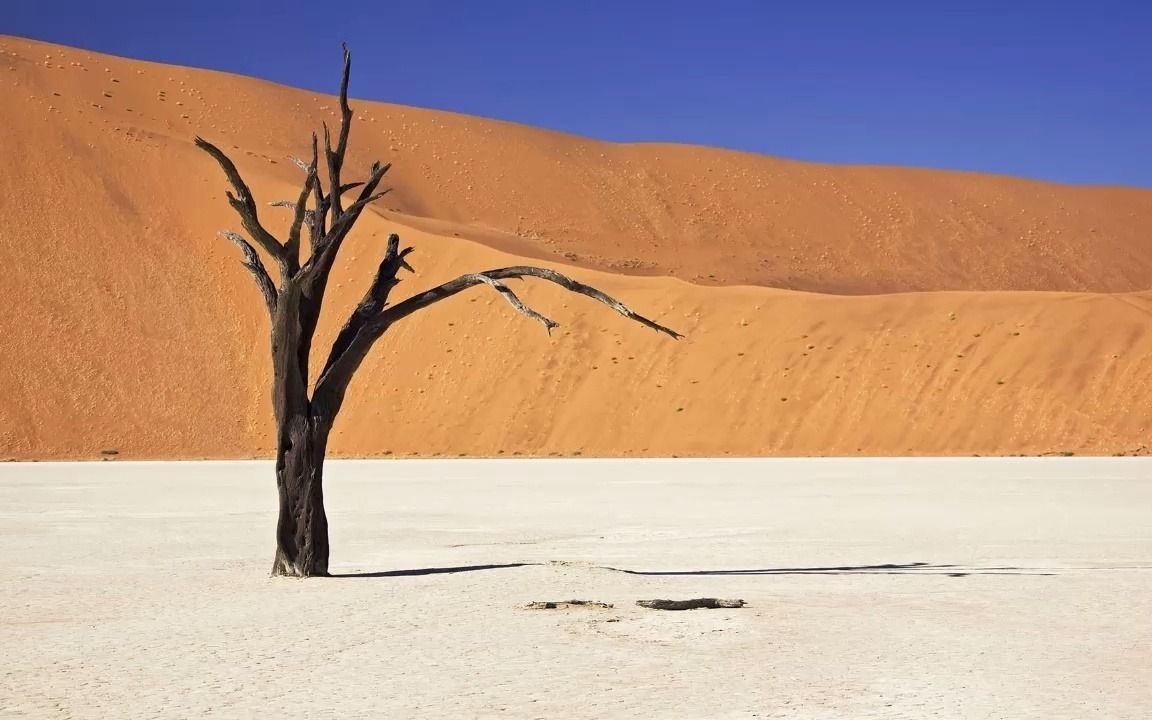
[308,140,330,251]
[312,262,680,414]
[324,45,354,223]
[289,135,329,251]
[466,274,560,333]
[299,160,391,286]
[380,266,683,339]
[284,136,319,271]
[319,234,413,379]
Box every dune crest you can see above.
[2,35,1151,459]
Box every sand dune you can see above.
[2,35,1151,459]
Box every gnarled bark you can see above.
[271,413,331,577]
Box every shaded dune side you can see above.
[1,36,1151,459]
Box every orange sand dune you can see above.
[1,35,1150,459]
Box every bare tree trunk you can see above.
[269,291,331,577]
[271,413,331,577]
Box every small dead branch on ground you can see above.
[525,600,614,610]
[636,598,746,610]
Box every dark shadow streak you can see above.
[332,561,1057,579]
[331,563,536,578]
[598,562,1055,577]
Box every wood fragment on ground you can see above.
[525,600,614,609]
[636,598,746,610]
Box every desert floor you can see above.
[2,458,1150,719]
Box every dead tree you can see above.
[197,47,681,577]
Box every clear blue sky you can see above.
[6,1,1151,186]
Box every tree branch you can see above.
[318,233,413,381]
[380,266,682,339]
[324,45,354,226]
[309,133,329,252]
[469,274,559,333]
[219,231,277,315]
[311,263,680,416]
[327,186,390,240]
[298,160,391,287]
[637,598,746,610]
[284,135,318,273]
[195,137,286,274]
[289,152,385,407]
[290,135,328,252]
[287,48,381,377]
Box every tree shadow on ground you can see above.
[332,563,534,578]
[598,562,1054,577]
[332,561,1055,578]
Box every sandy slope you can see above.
[1,35,1151,459]
[3,459,1151,718]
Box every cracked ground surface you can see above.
[2,458,1150,719]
